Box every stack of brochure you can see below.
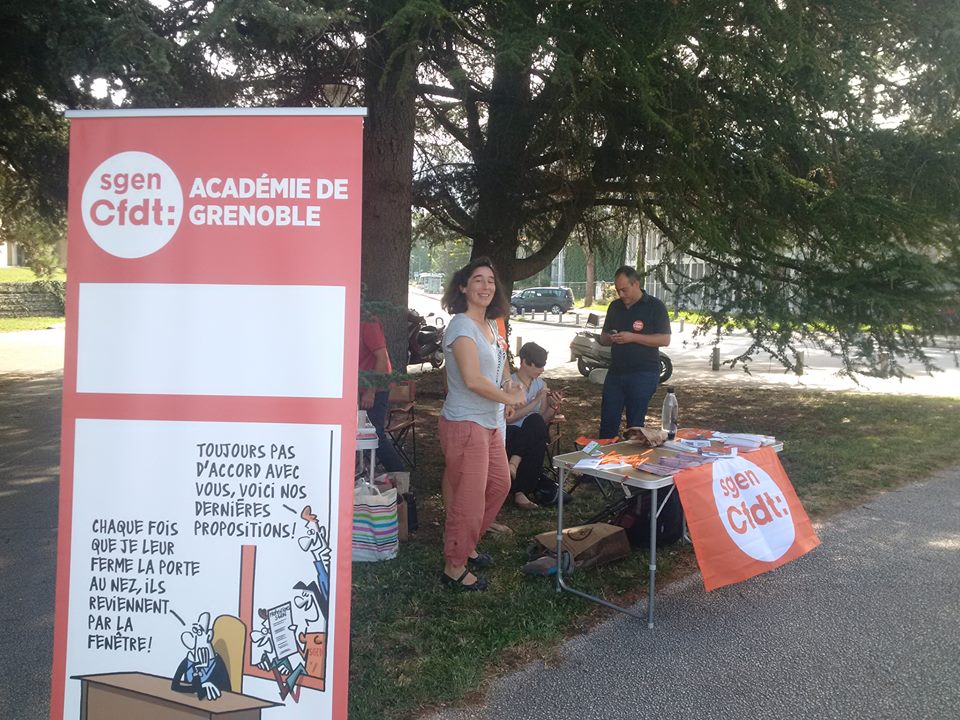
[719,433,776,448]
[663,431,776,455]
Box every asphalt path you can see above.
[0,371,61,720]
[425,468,960,720]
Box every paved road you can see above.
[0,371,61,720]
[425,468,960,720]
[410,288,960,397]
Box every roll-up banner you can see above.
[51,108,365,720]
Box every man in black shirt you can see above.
[597,266,671,438]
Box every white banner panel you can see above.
[76,283,344,397]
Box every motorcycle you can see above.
[407,309,445,368]
[569,330,673,384]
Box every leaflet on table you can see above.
[581,440,600,455]
[667,437,775,454]
[701,446,738,458]
[663,439,709,452]
[712,432,777,448]
[572,457,602,470]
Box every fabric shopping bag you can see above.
[352,483,399,562]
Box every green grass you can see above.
[349,372,960,719]
[0,316,65,332]
[576,300,610,312]
[0,267,66,282]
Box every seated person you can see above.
[506,342,562,509]
[172,611,231,701]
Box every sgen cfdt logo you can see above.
[81,151,183,258]
[711,455,796,563]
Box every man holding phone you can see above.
[597,265,671,438]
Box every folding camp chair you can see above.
[385,380,417,469]
[542,414,565,483]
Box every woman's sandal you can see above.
[514,492,539,510]
[467,551,494,569]
[441,568,488,592]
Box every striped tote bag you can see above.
[353,484,399,562]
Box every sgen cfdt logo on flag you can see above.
[673,446,820,592]
[81,151,183,258]
[712,455,795,562]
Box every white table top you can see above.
[553,436,782,490]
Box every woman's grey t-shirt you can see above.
[441,314,505,430]
[507,373,545,428]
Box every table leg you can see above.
[369,447,377,487]
[647,486,658,628]
[555,467,566,593]
[554,467,645,620]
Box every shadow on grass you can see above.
[349,372,960,719]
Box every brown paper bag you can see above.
[533,523,630,570]
[622,426,668,447]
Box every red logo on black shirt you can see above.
[632,320,645,332]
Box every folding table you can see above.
[552,438,781,628]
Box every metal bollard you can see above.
[794,351,804,376]
[679,318,685,333]
[711,347,720,371]
[879,353,890,378]
[515,337,523,357]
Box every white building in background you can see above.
[636,221,709,311]
[549,246,567,286]
[0,240,22,267]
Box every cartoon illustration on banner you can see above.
[67,421,341,716]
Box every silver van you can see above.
[510,286,575,314]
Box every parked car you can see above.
[510,286,575,314]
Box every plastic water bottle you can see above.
[661,387,678,439]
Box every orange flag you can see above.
[673,446,820,592]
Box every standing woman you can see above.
[439,257,524,591]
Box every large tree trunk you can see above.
[360,7,419,370]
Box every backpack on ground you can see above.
[611,488,684,548]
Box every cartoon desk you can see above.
[73,672,280,720]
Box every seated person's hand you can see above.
[504,384,525,406]
[359,387,376,410]
[201,681,222,700]
[505,405,517,422]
